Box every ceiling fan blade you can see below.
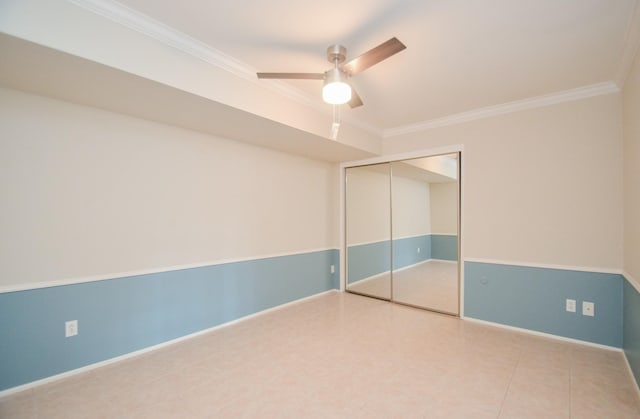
[257,72,324,80]
[342,37,406,76]
[349,87,363,108]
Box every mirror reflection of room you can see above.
[391,154,459,314]
[345,153,459,315]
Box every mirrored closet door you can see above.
[345,153,460,315]
[391,155,459,314]
[345,163,392,300]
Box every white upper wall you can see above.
[383,93,623,270]
[392,174,431,239]
[623,50,640,282]
[0,88,338,289]
[430,182,458,235]
[345,164,432,245]
[345,166,391,245]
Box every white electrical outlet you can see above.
[65,320,78,337]
[582,301,595,317]
[330,265,335,274]
[417,247,421,253]
[566,299,576,313]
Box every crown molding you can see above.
[383,81,620,138]
[615,0,640,88]
[65,0,317,107]
[65,0,382,138]
[67,0,255,80]
[67,0,622,141]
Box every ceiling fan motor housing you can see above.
[327,45,347,64]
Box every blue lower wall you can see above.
[464,261,623,347]
[624,276,640,385]
[392,235,431,270]
[347,234,458,283]
[431,235,458,261]
[0,249,339,392]
[347,241,391,283]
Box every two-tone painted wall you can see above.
[622,42,640,385]
[0,88,339,392]
[383,91,627,348]
[0,251,338,392]
[347,235,457,283]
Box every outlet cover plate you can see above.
[566,299,576,313]
[582,301,595,317]
[65,320,78,337]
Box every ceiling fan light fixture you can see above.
[322,68,352,105]
[257,37,406,109]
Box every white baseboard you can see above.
[620,272,640,393]
[462,316,621,352]
[348,259,445,286]
[347,271,390,286]
[394,259,433,273]
[429,259,458,264]
[622,350,640,396]
[0,289,338,399]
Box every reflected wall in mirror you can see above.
[345,163,391,300]
[391,154,459,314]
[344,153,460,315]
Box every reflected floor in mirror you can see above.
[348,260,458,314]
[393,260,458,314]
[2,292,638,418]
[347,272,391,300]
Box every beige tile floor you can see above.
[347,260,459,314]
[1,291,639,418]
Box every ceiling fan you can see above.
[257,37,406,108]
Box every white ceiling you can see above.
[114,0,638,131]
[0,33,374,163]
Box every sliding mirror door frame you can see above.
[339,145,464,316]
